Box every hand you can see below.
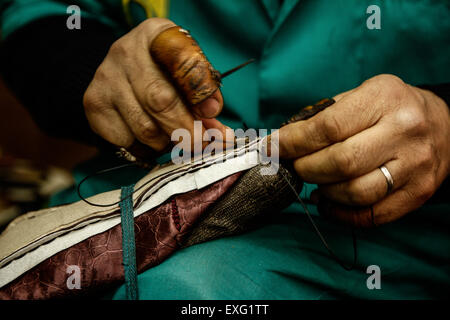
[83,18,226,152]
[278,74,450,227]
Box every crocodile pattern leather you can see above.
[0,172,242,300]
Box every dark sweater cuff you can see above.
[0,16,118,145]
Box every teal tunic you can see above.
[1,0,449,299]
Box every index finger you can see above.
[278,87,382,159]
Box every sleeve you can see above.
[0,1,125,145]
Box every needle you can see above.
[220,58,256,79]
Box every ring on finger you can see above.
[379,165,394,196]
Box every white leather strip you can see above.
[0,140,261,288]
[0,138,260,268]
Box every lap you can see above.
[51,156,449,299]
[108,203,450,300]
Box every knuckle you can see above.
[394,106,428,135]
[144,79,180,114]
[409,84,427,107]
[280,123,311,158]
[302,120,321,147]
[83,75,113,114]
[83,86,101,113]
[92,65,110,83]
[417,176,436,202]
[346,180,371,205]
[109,39,131,58]
[321,114,344,143]
[417,143,435,167]
[381,74,404,86]
[332,148,357,177]
[364,74,407,102]
[370,74,405,89]
[385,79,406,100]
[83,88,94,110]
[136,121,159,141]
[287,126,307,157]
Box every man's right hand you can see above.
[83,18,226,152]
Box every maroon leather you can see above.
[0,172,242,300]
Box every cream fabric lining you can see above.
[0,139,261,288]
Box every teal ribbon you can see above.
[119,184,139,300]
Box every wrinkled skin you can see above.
[84,17,449,227]
[277,74,450,227]
[83,18,226,152]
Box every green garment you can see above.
[2,0,449,299]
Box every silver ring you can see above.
[379,165,394,195]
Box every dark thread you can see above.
[78,139,357,271]
[278,168,358,271]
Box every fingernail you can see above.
[199,98,220,118]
